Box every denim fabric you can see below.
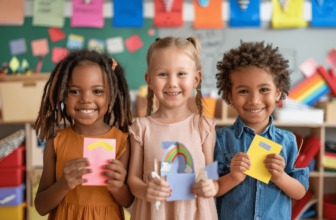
[215,116,309,220]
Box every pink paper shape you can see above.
[48,28,66,43]
[300,58,318,78]
[51,47,69,63]
[71,0,104,28]
[326,48,336,67]
[125,34,144,53]
[83,138,116,186]
[31,39,49,56]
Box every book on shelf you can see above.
[295,136,321,169]
[291,191,317,220]
[323,152,336,170]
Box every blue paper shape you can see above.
[9,39,26,56]
[312,0,336,27]
[166,174,195,201]
[113,0,143,27]
[204,161,219,180]
[198,0,210,7]
[259,141,271,151]
[229,0,261,27]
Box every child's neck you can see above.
[242,117,270,135]
[71,121,111,136]
[150,105,193,124]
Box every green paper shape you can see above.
[21,59,29,71]
[32,0,65,27]
[9,56,20,72]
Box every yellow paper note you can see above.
[243,135,282,184]
[271,0,307,28]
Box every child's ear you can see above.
[275,88,281,101]
[193,70,202,89]
[145,73,152,90]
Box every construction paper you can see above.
[243,135,282,184]
[48,28,66,43]
[9,39,26,56]
[9,57,20,73]
[193,0,223,29]
[83,138,116,186]
[300,58,318,78]
[71,0,104,28]
[154,0,183,27]
[51,47,69,63]
[106,37,125,54]
[312,0,336,27]
[203,161,219,180]
[124,34,143,53]
[230,0,261,27]
[317,0,324,6]
[198,0,210,7]
[278,0,291,12]
[317,66,336,98]
[326,48,336,67]
[113,0,143,27]
[236,0,250,11]
[88,39,105,53]
[31,39,49,56]
[0,0,24,25]
[67,34,84,50]
[271,0,307,29]
[32,0,65,27]
[21,59,29,72]
[166,174,195,201]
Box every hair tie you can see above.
[155,37,161,42]
[111,58,118,71]
[196,88,201,92]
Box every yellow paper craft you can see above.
[87,140,114,151]
[271,0,307,29]
[243,135,282,184]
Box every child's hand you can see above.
[230,153,251,183]
[191,180,217,198]
[146,178,171,203]
[264,154,285,183]
[103,159,127,192]
[60,158,92,190]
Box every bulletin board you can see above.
[0,17,157,90]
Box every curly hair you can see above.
[34,49,132,141]
[216,41,291,105]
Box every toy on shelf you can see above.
[317,66,336,98]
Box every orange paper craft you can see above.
[193,0,223,29]
[0,0,24,24]
[154,0,183,27]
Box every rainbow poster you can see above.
[288,73,330,105]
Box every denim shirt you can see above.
[215,116,309,220]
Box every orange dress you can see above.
[48,126,128,220]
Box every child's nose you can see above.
[80,92,92,103]
[249,93,261,105]
[167,76,178,88]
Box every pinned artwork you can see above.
[106,37,124,54]
[243,135,282,184]
[31,38,49,56]
[48,28,66,42]
[271,0,307,28]
[154,0,183,27]
[32,0,65,27]
[21,59,29,72]
[162,0,175,12]
[71,0,104,28]
[67,34,84,50]
[88,39,105,53]
[194,0,223,28]
[159,141,218,201]
[0,0,24,25]
[278,0,291,12]
[9,57,20,73]
[124,34,143,53]
[51,47,69,63]
[236,0,250,11]
[83,138,116,186]
[197,0,210,7]
[326,48,336,67]
[230,0,261,27]
[312,0,336,27]
[9,39,26,56]
[300,58,318,78]
[113,0,143,27]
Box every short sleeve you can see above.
[284,134,309,191]
[53,128,62,153]
[198,116,216,145]
[214,131,229,177]
[113,127,129,159]
[129,118,145,147]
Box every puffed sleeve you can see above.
[129,117,145,147]
[199,116,216,145]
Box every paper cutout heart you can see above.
[198,0,210,7]
[162,0,175,12]
[236,0,250,11]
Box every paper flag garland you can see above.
[236,0,250,11]
[162,0,174,12]
[198,0,210,7]
[316,0,324,6]
[278,0,290,12]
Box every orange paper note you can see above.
[154,0,183,27]
[193,0,223,29]
[0,0,24,25]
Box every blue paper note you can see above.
[204,161,219,180]
[259,141,271,151]
[113,0,143,27]
[9,39,26,56]
[312,0,336,27]
[166,174,195,201]
[230,0,261,27]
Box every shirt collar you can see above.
[233,115,275,139]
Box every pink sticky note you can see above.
[51,47,68,63]
[48,28,66,43]
[125,34,143,53]
[83,138,116,186]
[71,0,104,28]
[300,58,318,78]
[31,39,49,56]
[326,48,336,67]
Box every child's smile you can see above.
[229,66,281,134]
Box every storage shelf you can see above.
[309,171,320,177]
[323,172,336,177]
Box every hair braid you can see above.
[146,88,154,116]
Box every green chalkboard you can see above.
[0,17,158,90]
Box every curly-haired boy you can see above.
[214,41,309,220]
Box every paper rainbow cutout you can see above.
[164,145,193,168]
[288,73,330,105]
[87,140,114,151]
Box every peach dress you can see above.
[129,113,218,220]
[48,126,128,220]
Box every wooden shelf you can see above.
[309,171,320,177]
[323,172,336,177]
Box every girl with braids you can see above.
[34,49,134,220]
[128,36,218,220]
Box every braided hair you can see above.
[34,49,132,141]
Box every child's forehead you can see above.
[230,66,276,85]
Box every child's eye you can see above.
[94,90,103,94]
[260,88,269,92]
[239,90,248,94]
[178,72,185,76]
[69,90,79,94]
[159,73,167,76]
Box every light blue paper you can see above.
[230,0,261,27]
[113,0,143,27]
[9,39,26,56]
[197,0,210,7]
[312,0,336,27]
[259,141,271,151]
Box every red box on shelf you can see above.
[0,166,25,187]
[0,146,25,168]
[324,194,336,220]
